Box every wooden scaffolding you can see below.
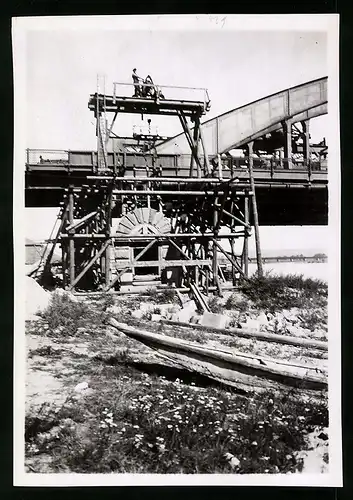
[55,79,263,293]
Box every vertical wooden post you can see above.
[229,238,236,285]
[213,197,221,293]
[248,142,263,277]
[243,195,249,278]
[61,242,67,288]
[68,188,75,288]
[105,187,114,288]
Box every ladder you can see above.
[96,74,108,173]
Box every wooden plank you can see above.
[107,319,328,392]
[114,259,212,269]
[161,319,328,351]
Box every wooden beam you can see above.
[115,259,212,269]
[133,239,157,262]
[61,232,246,240]
[198,123,212,175]
[104,267,129,292]
[43,204,68,273]
[243,196,249,278]
[248,141,264,277]
[216,207,250,229]
[65,211,98,232]
[178,111,204,176]
[161,319,328,351]
[69,240,110,290]
[68,189,75,287]
[108,319,328,391]
[212,238,245,277]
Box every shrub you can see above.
[208,295,223,314]
[40,292,90,336]
[144,288,177,304]
[240,272,327,312]
[224,294,248,312]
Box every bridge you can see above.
[155,77,327,156]
[26,77,329,291]
[25,77,328,225]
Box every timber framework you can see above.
[27,76,328,293]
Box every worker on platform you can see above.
[143,75,155,98]
[132,68,142,97]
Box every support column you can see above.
[213,196,221,293]
[68,187,75,288]
[243,195,249,278]
[105,188,113,288]
[248,142,263,277]
[61,242,67,288]
[301,120,311,171]
[282,120,292,169]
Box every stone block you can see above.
[244,318,261,331]
[151,314,162,322]
[200,312,229,330]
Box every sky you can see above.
[26,28,328,149]
[21,16,333,253]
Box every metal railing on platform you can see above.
[112,82,210,109]
[25,149,328,177]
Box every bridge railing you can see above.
[25,149,328,176]
[26,149,69,165]
[112,82,210,108]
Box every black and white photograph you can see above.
[13,14,341,486]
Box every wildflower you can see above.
[268,399,274,405]
[224,453,240,469]
[251,441,258,446]
[167,424,173,429]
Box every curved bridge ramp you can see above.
[156,77,327,156]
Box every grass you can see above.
[25,352,328,474]
[25,282,329,474]
[239,272,328,313]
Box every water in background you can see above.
[248,262,328,282]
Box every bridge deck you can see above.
[88,94,209,117]
[26,150,327,187]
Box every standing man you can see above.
[132,68,142,97]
